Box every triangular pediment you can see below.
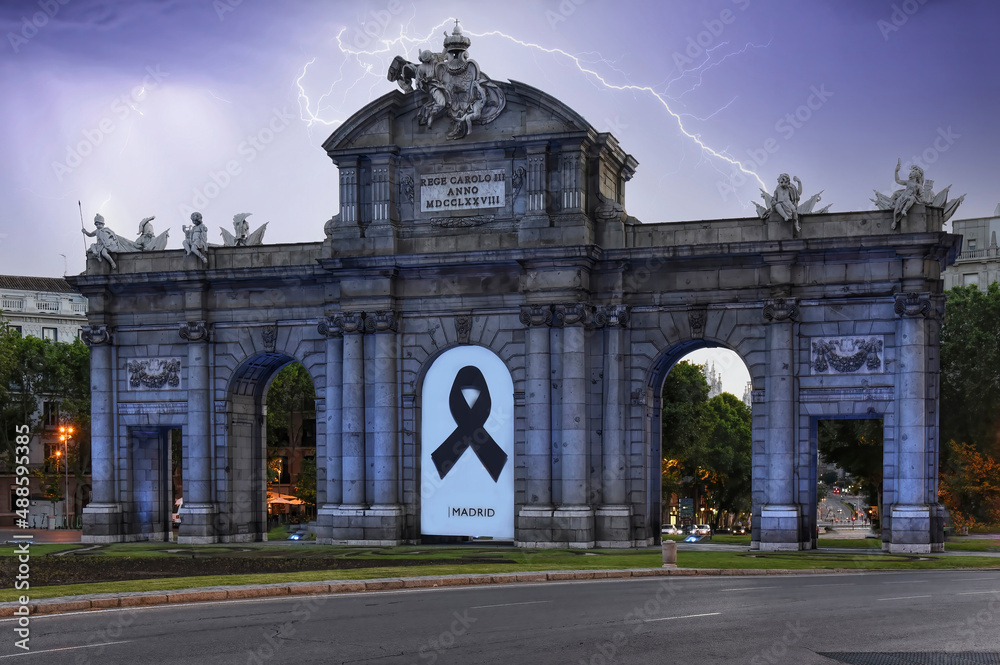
[323,80,596,155]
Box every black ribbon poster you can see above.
[431,365,508,482]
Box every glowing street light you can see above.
[58,426,73,529]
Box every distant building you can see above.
[701,361,724,399]
[0,275,88,341]
[943,207,1000,290]
[0,275,89,528]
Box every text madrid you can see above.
[450,507,496,517]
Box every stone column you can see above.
[339,312,367,509]
[178,320,217,544]
[520,305,553,507]
[80,325,122,543]
[316,317,343,541]
[758,299,800,551]
[890,293,933,553]
[554,303,594,547]
[595,305,633,547]
[516,305,555,547]
[369,311,400,507]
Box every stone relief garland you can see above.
[811,336,884,374]
[126,358,182,390]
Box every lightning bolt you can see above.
[296,18,766,192]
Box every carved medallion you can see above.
[261,324,277,351]
[455,314,472,344]
[178,320,209,342]
[763,298,797,323]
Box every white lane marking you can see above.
[0,641,131,658]
[720,586,778,591]
[957,590,1000,596]
[644,612,721,623]
[877,595,932,601]
[804,583,854,587]
[471,600,552,609]
[881,580,927,584]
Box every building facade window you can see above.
[963,273,980,287]
[968,239,977,251]
[42,327,57,341]
[43,401,60,428]
[10,325,21,335]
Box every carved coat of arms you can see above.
[387,21,506,140]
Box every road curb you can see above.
[0,567,859,617]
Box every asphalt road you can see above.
[4,570,1000,664]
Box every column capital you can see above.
[593,304,631,328]
[81,324,113,346]
[763,298,797,323]
[317,316,343,338]
[553,302,590,327]
[179,320,210,342]
[332,311,366,334]
[365,310,399,333]
[894,292,931,318]
[519,304,553,327]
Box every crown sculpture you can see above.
[387,20,506,140]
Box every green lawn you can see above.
[2,543,998,602]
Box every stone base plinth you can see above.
[883,504,932,554]
[757,504,804,551]
[595,505,633,548]
[177,503,220,544]
[515,506,555,547]
[81,503,124,543]
[553,506,595,548]
[316,505,404,545]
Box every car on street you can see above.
[692,524,712,536]
[731,524,748,535]
[661,524,682,535]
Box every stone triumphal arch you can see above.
[71,26,960,553]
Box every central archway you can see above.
[220,352,319,542]
[645,336,762,544]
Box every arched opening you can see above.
[648,341,754,542]
[223,352,318,542]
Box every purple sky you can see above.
[2,0,998,286]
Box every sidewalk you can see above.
[1,529,82,544]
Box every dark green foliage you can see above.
[940,283,1000,459]
[661,361,752,525]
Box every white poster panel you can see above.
[420,345,514,538]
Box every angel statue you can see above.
[81,213,128,269]
[133,216,170,251]
[220,212,268,246]
[754,174,830,232]
[182,212,209,264]
[871,158,966,229]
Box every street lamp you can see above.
[59,426,73,529]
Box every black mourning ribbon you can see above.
[431,365,508,482]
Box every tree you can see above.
[940,283,1000,460]
[265,363,316,488]
[939,440,1000,528]
[293,457,317,519]
[661,362,752,527]
[818,419,883,525]
[0,327,90,480]
[701,392,752,521]
[661,361,710,519]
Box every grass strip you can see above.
[5,550,998,602]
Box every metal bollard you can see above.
[661,539,677,567]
